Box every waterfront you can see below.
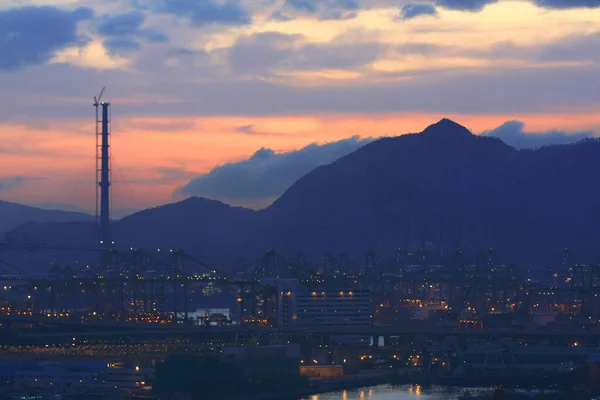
[300,384,481,400]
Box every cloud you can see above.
[481,31,600,65]
[269,10,293,21]
[0,6,93,71]
[285,0,319,12]
[155,167,197,182]
[227,32,298,75]
[236,124,259,134]
[283,0,359,20]
[227,32,383,76]
[538,32,600,63]
[3,58,599,120]
[143,30,169,42]
[481,120,595,149]
[176,136,373,207]
[103,36,141,56]
[120,167,196,186]
[397,4,439,20]
[432,0,600,11]
[0,176,44,191]
[96,10,168,47]
[234,124,295,136]
[117,119,195,132]
[4,11,600,123]
[2,46,600,121]
[97,10,145,36]
[137,0,251,26]
[532,0,600,8]
[435,0,498,11]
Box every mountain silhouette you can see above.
[7,119,600,269]
[0,200,92,234]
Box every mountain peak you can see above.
[421,118,473,139]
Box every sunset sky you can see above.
[1,0,600,216]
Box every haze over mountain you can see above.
[0,200,92,234]
[7,119,600,270]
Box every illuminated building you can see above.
[259,278,300,329]
[297,288,371,328]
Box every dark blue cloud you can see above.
[269,10,294,21]
[284,0,359,20]
[137,0,251,26]
[435,0,498,11]
[143,30,169,42]
[103,36,141,55]
[434,0,600,11]
[481,121,595,149]
[532,0,600,8]
[285,0,318,12]
[397,4,438,20]
[175,136,373,207]
[97,10,168,45]
[0,6,93,71]
[281,0,598,20]
[97,10,145,36]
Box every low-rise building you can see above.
[300,365,343,378]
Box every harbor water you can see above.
[300,384,485,400]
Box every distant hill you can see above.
[0,200,92,234]
[115,197,257,262]
[9,119,600,269]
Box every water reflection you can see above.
[301,384,466,400]
[407,384,422,396]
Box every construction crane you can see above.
[93,86,105,107]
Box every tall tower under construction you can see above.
[94,87,111,245]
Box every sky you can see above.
[1,0,600,216]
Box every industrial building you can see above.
[258,279,372,329]
[296,287,372,328]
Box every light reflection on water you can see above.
[301,384,472,400]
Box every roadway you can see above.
[2,314,600,340]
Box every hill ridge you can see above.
[7,119,600,269]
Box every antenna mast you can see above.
[94,87,111,245]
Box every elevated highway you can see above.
[2,314,599,342]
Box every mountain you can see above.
[0,200,93,234]
[115,197,257,262]
[8,119,600,269]
[262,118,600,265]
